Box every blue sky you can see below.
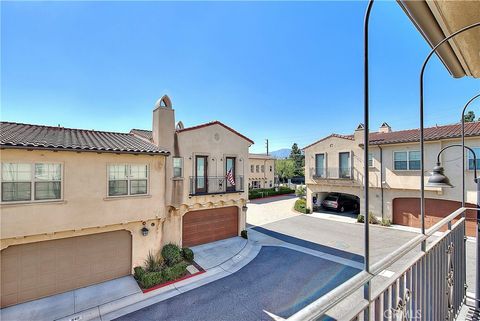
[2,1,479,153]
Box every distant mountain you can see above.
[270,148,291,159]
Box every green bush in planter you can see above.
[144,251,162,272]
[241,230,248,239]
[140,271,163,289]
[181,247,194,262]
[162,262,188,281]
[381,218,392,227]
[161,243,182,267]
[294,199,308,213]
[133,266,145,280]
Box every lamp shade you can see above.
[426,164,454,188]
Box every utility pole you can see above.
[265,139,269,155]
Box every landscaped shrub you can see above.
[248,187,295,200]
[294,198,308,214]
[144,251,162,272]
[181,247,194,262]
[295,186,306,198]
[161,243,182,267]
[241,230,248,239]
[357,212,379,224]
[134,266,145,280]
[140,271,163,289]
[381,218,392,227]
[162,262,188,282]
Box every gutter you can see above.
[396,0,467,78]
[378,145,384,221]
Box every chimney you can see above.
[354,123,365,143]
[152,95,175,152]
[379,122,392,133]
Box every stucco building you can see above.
[303,122,480,237]
[247,153,275,189]
[0,95,252,307]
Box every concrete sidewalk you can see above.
[191,237,247,269]
[0,276,141,321]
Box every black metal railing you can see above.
[309,167,352,179]
[189,176,244,195]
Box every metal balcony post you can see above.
[419,22,480,251]
[363,0,374,315]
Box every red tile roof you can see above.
[130,128,153,141]
[131,121,254,145]
[1,122,170,155]
[303,122,480,149]
[369,122,480,145]
[178,121,254,144]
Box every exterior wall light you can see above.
[141,227,149,236]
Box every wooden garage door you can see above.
[182,206,238,247]
[393,198,477,237]
[1,230,131,308]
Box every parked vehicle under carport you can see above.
[321,193,359,213]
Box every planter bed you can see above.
[141,261,205,293]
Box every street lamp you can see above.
[427,143,479,309]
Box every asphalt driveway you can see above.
[114,246,360,321]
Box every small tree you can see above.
[289,143,305,177]
[275,159,295,183]
[464,110,476,122]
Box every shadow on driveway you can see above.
[114,247,360,321]
[253,226,364,264]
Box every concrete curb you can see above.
[56,241,262,321]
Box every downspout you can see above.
[378,145,384,221]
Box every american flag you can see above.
[226,168,235,186]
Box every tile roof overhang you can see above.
[1,122,170,156]
[177,121,254,145]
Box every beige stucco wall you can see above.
[247,157,275,189]
[304,130,480,220]
[163,123,250,242]
[0,149,168,269]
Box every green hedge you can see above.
[249,187,295,199]
[134,244,191,289]
[294,199,310,214]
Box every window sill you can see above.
[0,199,66,207]
[172,177,184,181]
[103,194,152,201]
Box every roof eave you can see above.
[0,144,170,156]
[397,0,467,78]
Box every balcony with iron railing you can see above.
[188,176,244,196]
[310,167,353,180]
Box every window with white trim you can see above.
[394,151,420,170]
[468,147,480,170]
[108,164,148,197]
[173,157,183,178]
[261,165,265,173]
[368,153,374,167]
[1,163,62,202]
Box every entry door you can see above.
[195,156,208,194]
[226,157,236,192]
